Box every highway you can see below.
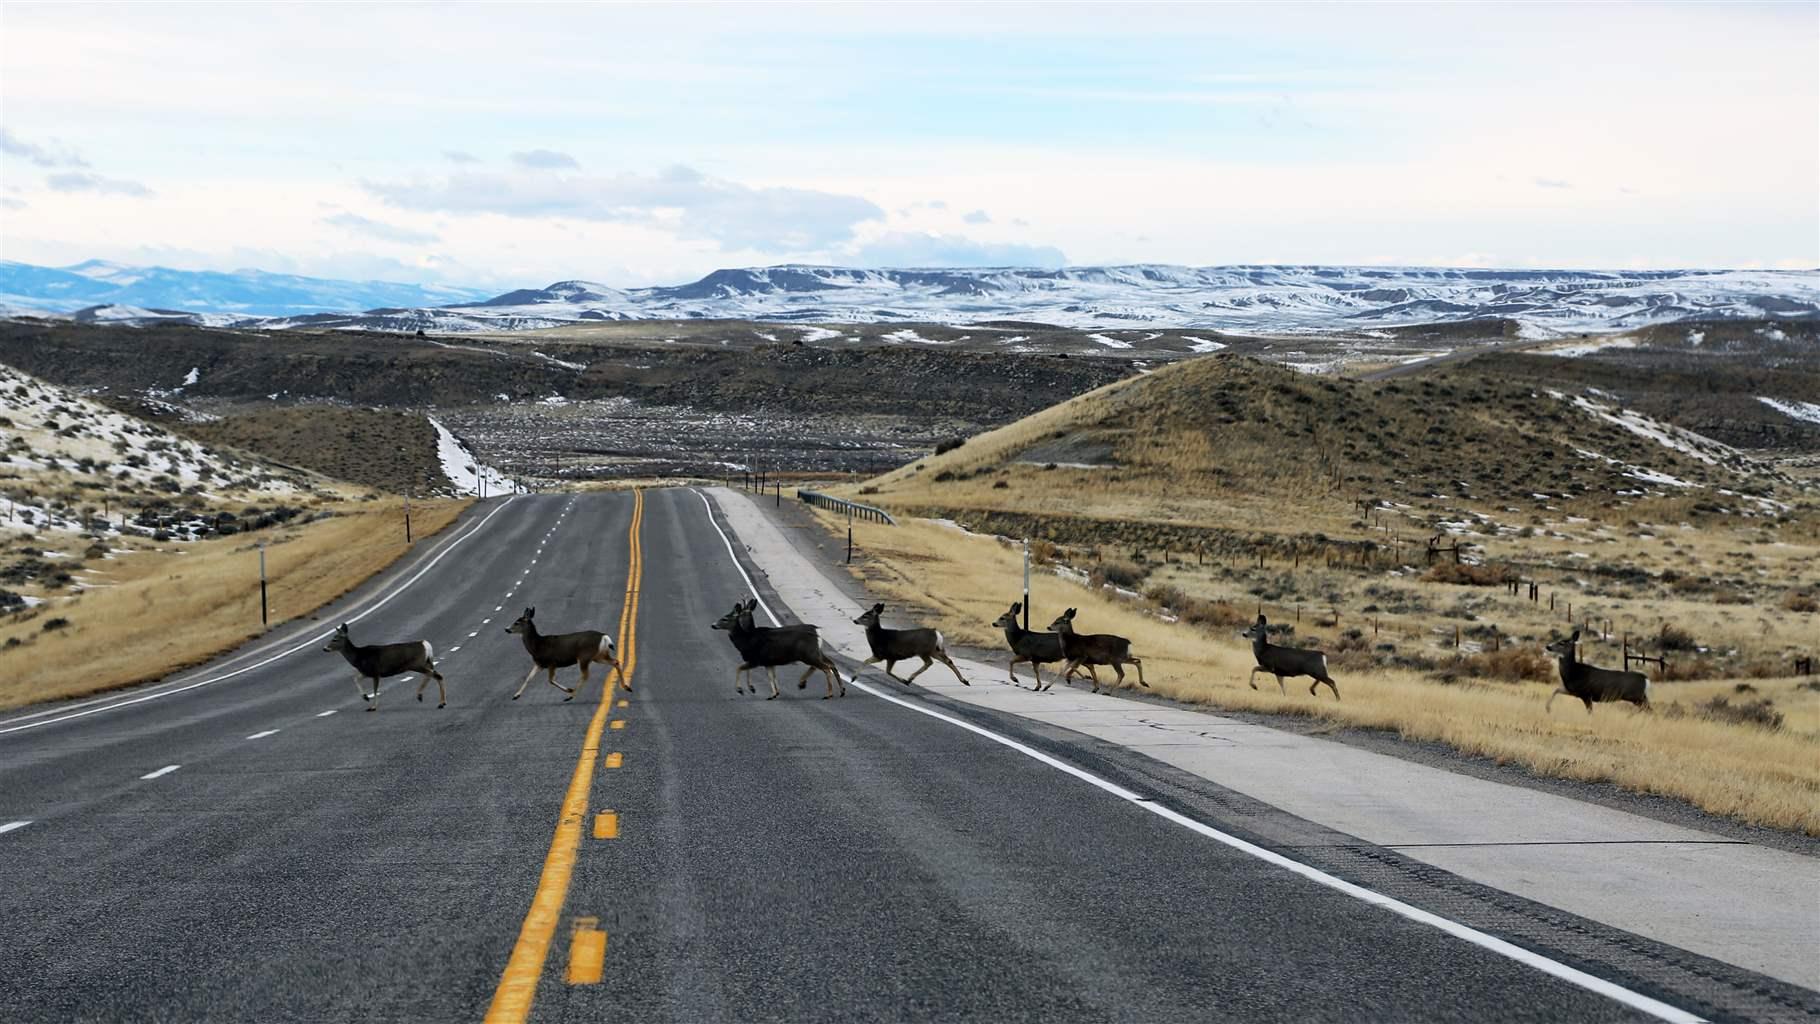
[0,488,1802,1022]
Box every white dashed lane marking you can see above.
[0,821,30,836]
[246,729,280,740]
[140,765,181,780]
[316,709,338,718]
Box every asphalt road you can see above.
[0,488,1771,1023]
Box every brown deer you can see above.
[1048,608,1146,693]
[853,603,968,686]
[1545,629,1650,713]
[1241,615,1339,700]
[711,598,844,699]
[992,602,1089,691]
[505,607,623,701]
[323,623,445,711]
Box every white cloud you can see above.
[962,209,991,225]
[443,149,480,163]
[45,171,153,197]
[854,232,1065,269]
[322,211,439,244]
[366,164,884,251]
[0,129,88,168]
[511,149,579,170]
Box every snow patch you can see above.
[1539,336,1636,358]
[1086,333,1133,349]
[1757,396,1820,425]
[428,416,521,497]
[1180,335,1227,352]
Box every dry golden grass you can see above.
[824,509,1820,835]
[0,497,468,709]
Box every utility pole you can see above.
[1022,538,1031,631]
[404,490,413,544]
[258,541,269,626]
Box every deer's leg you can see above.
[1247,667,1262,691]
[885,659,908,683]
[416,674,430,702]
[367,676,380,711]
[766,666,781,701]
[903,655,933,683]
[1111,663,1127,691]
[1274,674,1287,696]
[513,664,540,700]
[797,664,813,690]
[576,660,591,698]
[613,652,632,692]
[1129,655,1147,688]
[733,665,748,694]
[432,671,447,708]
[1320,676,1339,701]
[936,653,969,686]
[354,674,374,703]
[547,666,574,698]
[1545,688,1566,713]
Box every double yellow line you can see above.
[484,489,642,1023]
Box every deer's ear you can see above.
[1010,602,1021,614]
[873,603,884,613]
[1570,628,1581,640]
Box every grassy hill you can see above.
[855,354,1807,547]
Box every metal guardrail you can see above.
[797,489,896,525]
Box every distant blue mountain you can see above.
[0,260,492,317]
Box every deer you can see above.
[852,602,969,686]
[504,607,623,702]
[323,623,445,711]
[1241,615,1339,700]
[992,602,1090,691]
[1545,629,1650,713]
[1048,608,1146,693]
[712,598,845,700]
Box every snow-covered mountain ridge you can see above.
[4,261,1816,335]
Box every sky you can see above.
[0,2,1815,291]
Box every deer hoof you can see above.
[512,694,521,700]
[563,693,575,702]
[822,693,832,700]
[438,703,446,709]
[798,680,808,689]
[767,693,779,701]
[417,694,424,702]
[365,705,376,712]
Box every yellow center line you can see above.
[484,489,642,1023]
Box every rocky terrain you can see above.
[0,320,1135,480]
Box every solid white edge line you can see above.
[140,764,181,780]
[691,487,1704,1024]
[245,729,279,740]
[0,496,525,736]
[0,820,33,834]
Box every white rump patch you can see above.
[597,635,616,660]
[936,630,946,651]
[422,640,434,660]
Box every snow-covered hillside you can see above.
[0,363,308,535]
[4,261,1816,336]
